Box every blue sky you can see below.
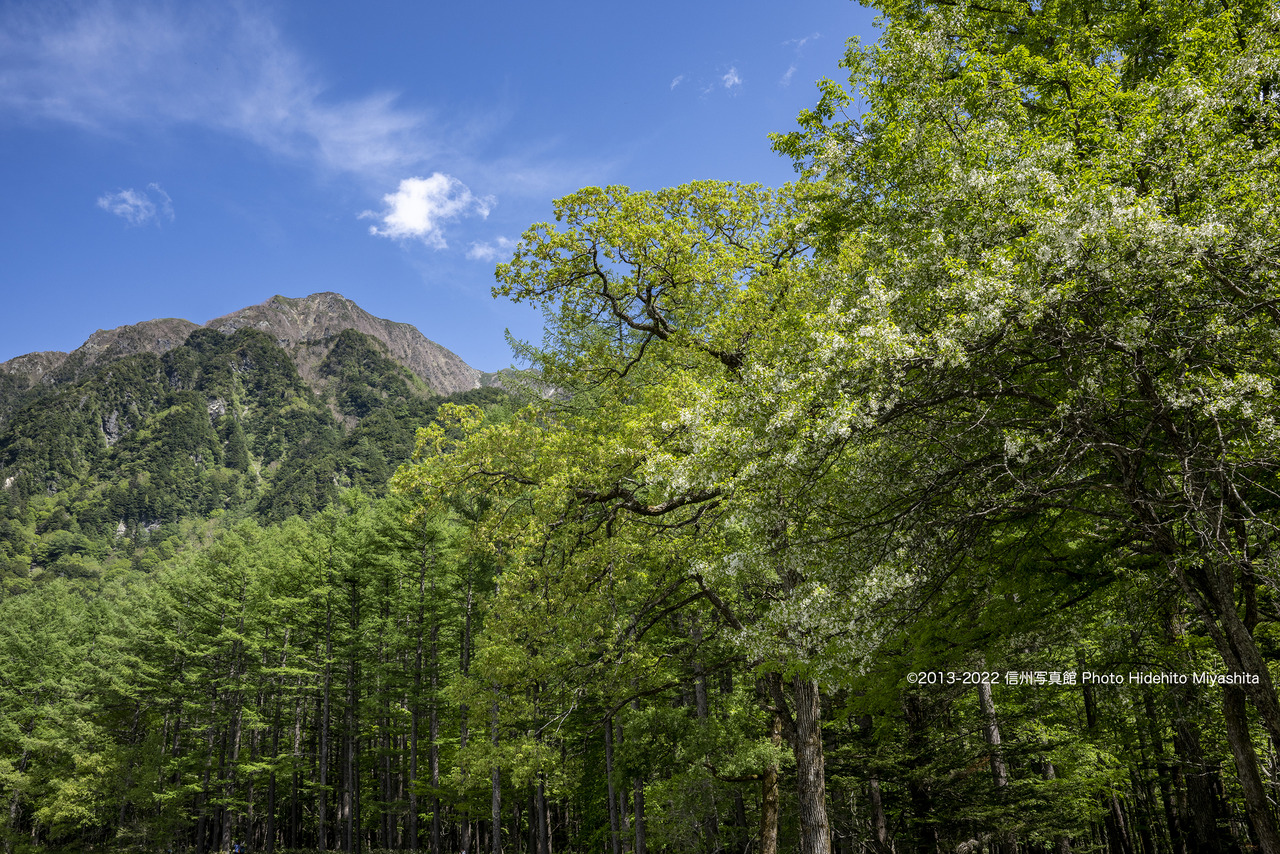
[1,1,878,371]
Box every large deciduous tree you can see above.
[399,180,923,854]
[772,0,1280,846]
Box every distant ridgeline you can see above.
[0,294,508,592]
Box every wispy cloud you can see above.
[0,1,618,244]
[670,74,685,91]
[466,237,517,263]
[0,3,431,182]
[777,33,820,89]
[784,33,821,51]
[97,183,173,225]
[722,67,742,90]
[363,174,494,248]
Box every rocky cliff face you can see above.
[0,352,68,384]
[0,293,482,397]
[206,293,481,395]
[0,318,200,382]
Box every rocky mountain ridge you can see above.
[0,293,483,397]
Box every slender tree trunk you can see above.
[320,598,333,852]
[430,596,441,854]
[536,777,550,854]
[492,701,502,854]
[690,618,719,853]
[977,681,1016,854]
[5,748,29,854]
[222,697,244,852]
[618,720,631,854]
[267,704,280,854]
[1037,760,1072,854]
[1223,685,1280,854]
[291,690,305,849]
[633,778,647,854]
[1141,687,1183,854]
[460,579,474,854]
[605,715,621,854]
[868,778,889,854]
[731,790,748,854]
[760,713,781,854]
[342,676,355,853]
[902,693,940,854]
[353,733,361,854]
[410,565,427,851]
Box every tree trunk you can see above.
[492,701,502,854]
[266,703,280,854]
[605,715,621,854]
[868,778,889,854]
[977,680,1016,854]
[1222,685,1280,854]
[902,693,940,854]
[5,748,29,854]
[410,566,428,852]
[320,599,333,852]
[1178,561,1280,756]
[536,777,550,854]
[633,778,647,854]
[430,581,442,854]
[460,579,474,854]
[1141,688,1183,854]
[792,677,830,854]
[760,712,781,854]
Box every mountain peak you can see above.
[1,293,483,397]
[206,292,480,395]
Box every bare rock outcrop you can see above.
[0,351,69,382]
[205,293,481,395]
[74,318,201,367]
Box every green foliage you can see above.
[0,325,511,594]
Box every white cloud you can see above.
[722,67,741,89]
[780,65,797,86]
[670,74,685,90]
[363,174,494,248]
[466,237,517,262]
[0,1,616,233]
[0,3,431,181]
[97,182,173,225]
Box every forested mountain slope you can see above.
[0,299,506,594]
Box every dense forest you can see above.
[4,0,1280,853]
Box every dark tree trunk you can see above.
[1222,685,1280,854]
[536,777,550,854]
[633,778,647,854]
[605,715,621,854]
[1141,688,1183,854]
[320,600,333,852]
[430,583,442,854]
[903,693,940,854]
[460,579,474,854]
[492,701,502,854]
